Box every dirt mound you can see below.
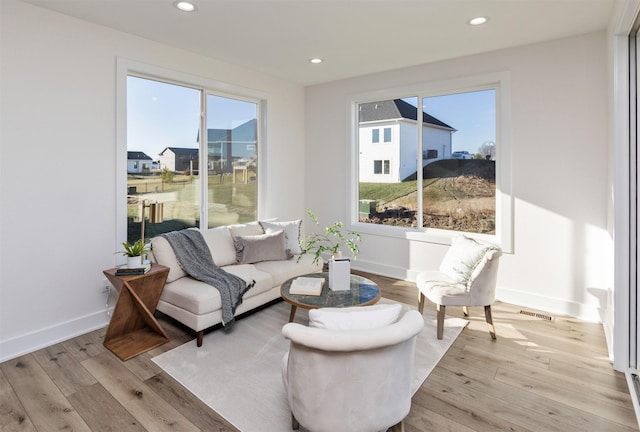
[364,160,496,233]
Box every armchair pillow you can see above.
[439,235,500,288]
[309,303,402,330]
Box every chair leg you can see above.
[484,305,497,340]
[436,304,445,340]
[292,413,299,430]
[463,306,470,318]
[418,293,425,313]
[389,420,405,432]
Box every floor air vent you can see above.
[519,310,555,321]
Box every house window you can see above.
[424,149,438,159]
[122,70,263,244]
[383,127,392,142]
[353,72,512,250]
[372,129,380,143]
[374,160,390,174]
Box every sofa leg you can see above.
[463,306,470,317]
[196,330,204,347]
[484,305,497,340]
[418,293,425,314]
[436,305,445,340]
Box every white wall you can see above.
[0,0,306,361]
[305,31,611,322]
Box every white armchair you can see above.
[281,305,424,432]
[416,235,502,340]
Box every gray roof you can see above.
[159,147,199,156]
[127,151,152,160]
[359,99,455,130]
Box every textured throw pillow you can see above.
[439,235,500,287]
[259,219,302,254]
[234,230,293,264]
[309,303,402,330]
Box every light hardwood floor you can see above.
[1,271,638,432]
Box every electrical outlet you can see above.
[102,279,111,293]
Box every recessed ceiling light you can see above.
[174,1,197,12]
[309,58,323,64]
[468,16,488,26]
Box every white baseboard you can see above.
[352,259,603,323]
[0,310,110,363]
[496,285,602,323]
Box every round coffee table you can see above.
[281,272,381,322]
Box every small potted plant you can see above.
[119,239,148,268]
[298,209,361,265]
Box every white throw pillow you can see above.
[439,235,500,286]
[309,303,402,330]
[259,219,302,254]
[228,221,264,239]
[150,235,187,283]
[201,226,237,267]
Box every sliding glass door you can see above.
[126,76,260,242]
[206,94,258,228]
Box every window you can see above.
[374,160,390,175]
[352,72,512,250]
[121,65,264,244]
[372,129,380,143]
[424,149,438,159]
[383,127,392,142]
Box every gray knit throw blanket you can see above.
[160,229,255,328]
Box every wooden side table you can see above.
[102,263,170,360]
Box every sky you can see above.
[415,89,496,154]
[127,76,257,159]
[128,76,496,159]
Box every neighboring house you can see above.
[358,99,455,183]
[158,147,199,172]
[204,119,257,174]
[127,151,153,174]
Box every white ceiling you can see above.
[22,0,617,85]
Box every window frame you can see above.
[383,127,392,143]
[347,72,512,252]
[373,159,390,175]
[372,128,380,143]
[116,58,268,248]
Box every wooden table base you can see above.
[103,264,170,361]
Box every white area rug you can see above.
[152,299,467,432]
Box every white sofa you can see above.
[151,220,322,346]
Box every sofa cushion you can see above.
[308,303,402,330]
[259,219,302,254]
[160,264,274,315]
[201,226,237,267]
[151,235,187,283]
[254,253,323,286]
[234,230,293,264]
